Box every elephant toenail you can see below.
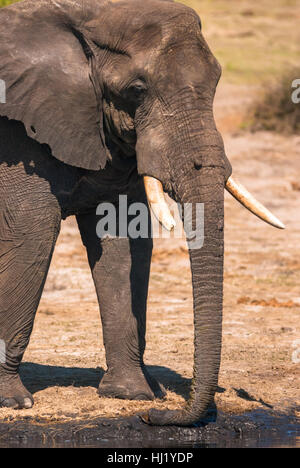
[23,398,33,408]
[2,398,19,409]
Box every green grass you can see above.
[0,0,19,6]
[179,0,300,84]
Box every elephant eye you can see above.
[125,80,147,101]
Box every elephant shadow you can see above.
[20,363,272,409]
[20,362,193,399]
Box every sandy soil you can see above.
[0,83,299,433]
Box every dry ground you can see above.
[0,0,299,439]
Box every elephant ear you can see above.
[0,0,108,171]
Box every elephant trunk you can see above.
[142,110,284,426]
[144,130,226,426]
[182,170,224,425]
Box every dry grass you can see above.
[243,68,300,134]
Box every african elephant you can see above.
[0,0,284,426]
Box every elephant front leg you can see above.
[77,212,165,401]
[0,198,61,410]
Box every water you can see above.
[0,411,299,448]
[0,430,299,448]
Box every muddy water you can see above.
[0,434,299,448]
[0,412,299,448]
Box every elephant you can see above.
[0,0,284,426]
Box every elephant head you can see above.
[0,0,285,426]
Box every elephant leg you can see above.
[0,171,61,409]
[77,211,165,400]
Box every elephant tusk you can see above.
[144,176,176,231]
[226,176,285,230]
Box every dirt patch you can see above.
[237,297,300,308]
[291,181,300,192]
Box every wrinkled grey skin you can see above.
[0,0,232,426]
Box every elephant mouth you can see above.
[144,175,285,231]
[103,99,137,158]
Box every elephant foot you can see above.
[0,371,34,409]
[98,366,166,401]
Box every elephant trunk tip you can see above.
[140,403,218,427]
